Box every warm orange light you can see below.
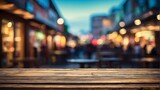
[7,22,12,27]
[15,37,21,41]
[116,35,122,42]
[119,28,126,35]
[57,18,64,25]
[10,47,15,52]
[0,4,14,10]
[60,36,66,48]
[123,37,129,46]
[47,36,52,42]
[134,19,141,25]
[119,21,125,27]
[54,35,66,48]
[157,14,160,20]
[13,9,25,15]
[103,19,112,26]
[23,12,34,19]
[13,9,34,19]
[5,37,13,41]
[131,29,138,33]
[135,37,140,42]
[112,32,118,38]
[147,25,160,31]
[67,40,76,48]
[54,35,61,46]
[135,32,142,37]
[47,35,52,49]
[108,32,118,40]
[97,39,104,45]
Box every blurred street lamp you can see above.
[135,37,140,43]
[123,36,129,46]
[97,39,104,45]
[119,21,125,27]
[157,14,160,20]
[7,22,12,27]
[54,35,66,48]
[119,28,126,35]
[134,19,141,25]
[67,39,76,48]
[57,18,64,25]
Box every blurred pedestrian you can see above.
[149,41,158,57]
[40,40,47,65]
[134,43,142,58]
[69,47,75,58]
[33,40,39,58]
[86,43,94,59]
[144,41,158,57]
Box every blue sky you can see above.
[54,0,123,36]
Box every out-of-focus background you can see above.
[0,0,159,68]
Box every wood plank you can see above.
[0,68,159,71]
[0,69,159,89]
[0,78,159,84]
[0,69,159,76]
[0,74,159,79]
[0,84,159,89]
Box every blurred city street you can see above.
[0,1,160,90]
[0,0,160,68]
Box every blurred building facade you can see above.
[0,0,66,67]
[89,0,160,57]
[91,15,112,39]
[107,0,160,55]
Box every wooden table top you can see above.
[0,68,159,89]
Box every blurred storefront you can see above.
[126,0,160,55]
[108,0,160,56]
[0,15,25,67]
[0,0,65,67]
[51,33,67,64]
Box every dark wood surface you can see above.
[0,68,160,90]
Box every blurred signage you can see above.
[33,2,59,29]
[34,1,48,20]
[6,0,26,9]
[36,0,49,9]
[26,1,34,13]
[103,19,112,27]
[48,9,58,26]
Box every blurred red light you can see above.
[92,39,97,46]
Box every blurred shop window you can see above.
[15,22,24,59]
[36,0,49,9]
[29,30,45,58]
[1,19,14,67]
[1,20,24,67]
[47,35,53,51]
[53,35,66,49]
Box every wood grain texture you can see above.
[0,68,159,90]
